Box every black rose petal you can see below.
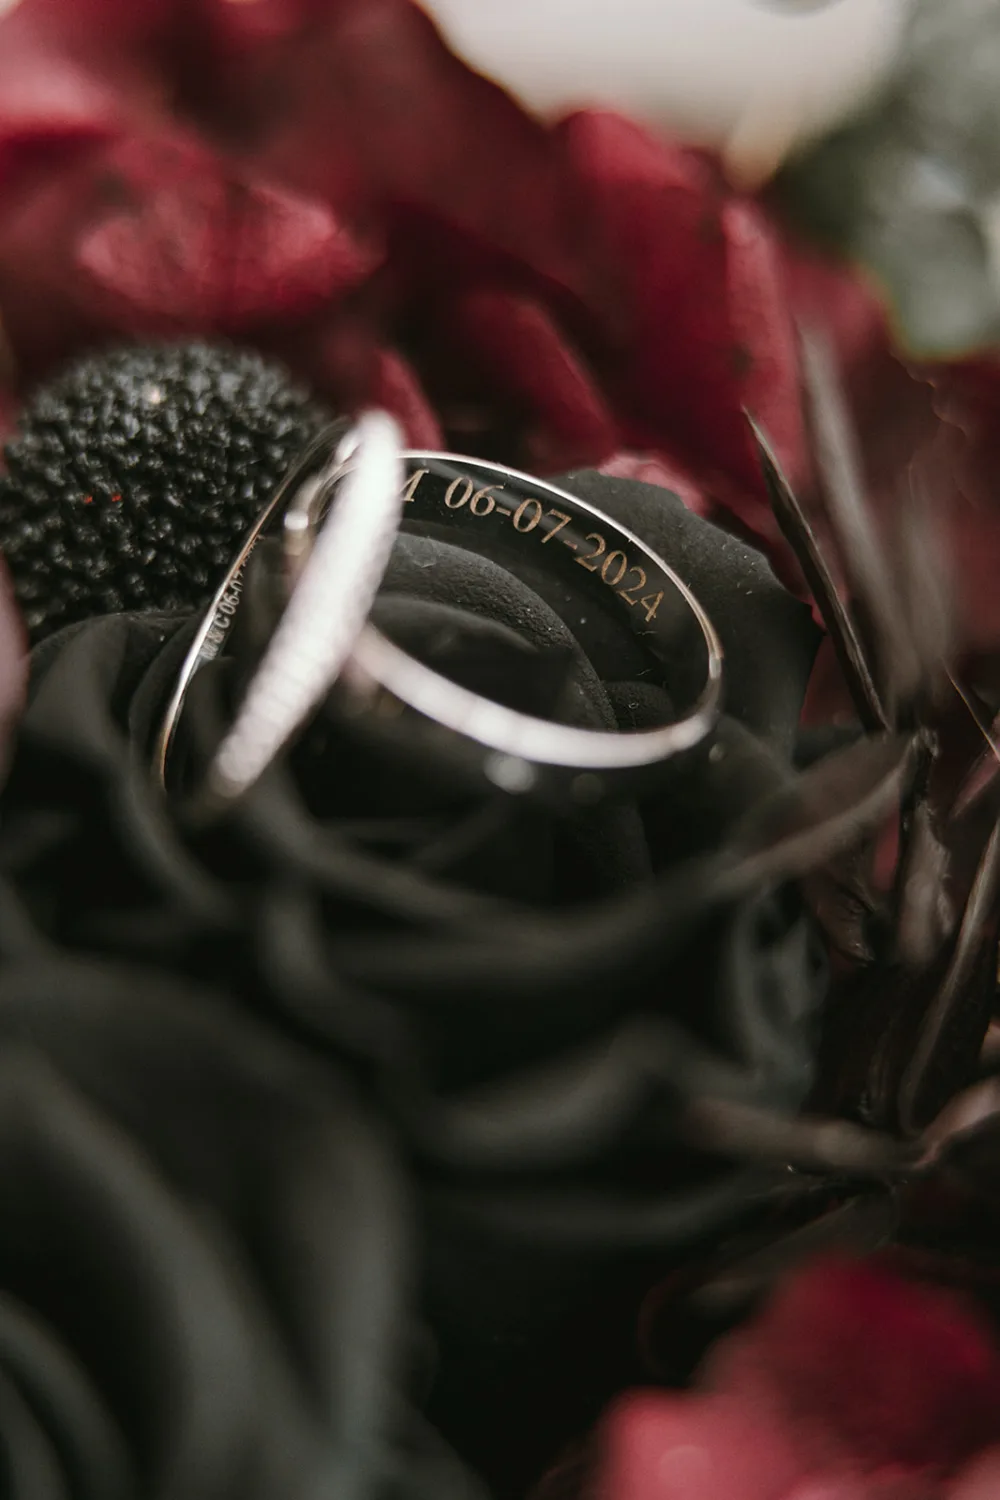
[551,470,820,755]
[0,955,480,1500]
[0,468,826,1495]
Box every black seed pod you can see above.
[0,343,330,641]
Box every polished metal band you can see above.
[331,451,723,802]
[154,422,724,810]
[153,413,405,805]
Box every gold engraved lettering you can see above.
[402,468,429,503]
[470,483,501,517]
[406,471,664,622]
[601,550,628,587]
[619,565,647,605]
[513,497,543,533]
[575,532,607,572]
[541,509,572,543]
[445,476,474,509]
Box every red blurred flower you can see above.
[595,1259,1000,1500]
[4,0,1000,662]
[0,0,812,526]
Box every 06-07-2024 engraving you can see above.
[201,537,258,660]
[402,468,665,623]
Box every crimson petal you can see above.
[598,1391,804,1500]
[73,135,376,338]
[368,348,443,449]
[219,0,597,305]
[451,289,618,472]
[0,50,121,173]
[559,110,806,535]
[707,1260,1000,1478]
[0,0,181,177]
[952,1450,1000,1499]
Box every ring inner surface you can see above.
[376,454,713,728]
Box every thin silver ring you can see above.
[153,413,404,808]
[302,452,723,803]
[155,438,724,809]
[205,412,405,804]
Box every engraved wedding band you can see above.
[155,424,724,808]
[153,412,405,804]
[332,453,723,802]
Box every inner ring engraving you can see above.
[155,437,724,806]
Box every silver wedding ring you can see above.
[153,412,405,809]
[154,418,724,809]
[334,453,723,802]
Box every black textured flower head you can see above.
[0,342,330,641]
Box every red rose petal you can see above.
[368,347,443,449]
[74,134,376,337]
[886,362,1000,654]
[297,312,382,412]
[0,50,121,174]
[706,1261,1000,1477]
[784,241,937,519]
[219,0,596,304]
[74,140,242,335]
[283,316,444,446]
[452,289,618,472]
[229,175,381,327]
[0,144,119,377]
[2,0,176,50]
[559,110,804,536]
[197,0,319,54]
[598,1391,805,1500]
[793,1481,941,1500]
[0,0,181,177]
[950,1449,1000,1499]
[784,1481,916,1500]
[724,195,806,494]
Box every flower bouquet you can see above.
[1,4,1000,1499]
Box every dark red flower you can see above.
[4,0,1000,667]
[0,0,813,525]
[554,109,807,533]
[595,1259,1000,1500]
